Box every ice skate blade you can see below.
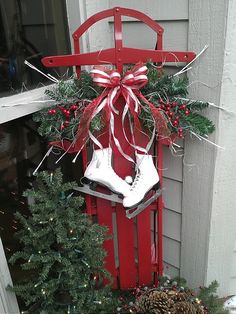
[74,185,123,203]
[125,188,162,219]
[80,177,124,198]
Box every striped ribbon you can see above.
[51,63,169,162]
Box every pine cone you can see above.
[170,291,189,303]
[170,301,197,314]
[194,304,205,314]
[136,290,173,314]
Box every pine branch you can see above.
[181,112,215,136]
[198,281,229,314]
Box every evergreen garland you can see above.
[8,169,116,314]
[33,63,215,146]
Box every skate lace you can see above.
[130,172,143,191]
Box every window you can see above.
[0,0,70,96]
[0,3,74,309]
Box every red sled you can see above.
[42,7,196,289]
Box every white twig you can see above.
[33,146,53,175]
[190,131,225,150]
[173,45,208,77]
[24,60,59,83]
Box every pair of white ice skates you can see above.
[76,148,161,218]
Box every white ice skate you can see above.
[75,148,130,203]
[123,153,162,218]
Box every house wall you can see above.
[181,0,235,297]
[204,0,236,296]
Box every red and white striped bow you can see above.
[51,63,169,160]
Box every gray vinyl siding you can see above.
[109,0,189,21]
[162,152,183,276]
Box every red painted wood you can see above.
[137,207,152,286]
[73,7,163,39]
[112,97,136,289]
[116,204,136,289]
[42,48,195,68]
[96,191,118,288]
[81,149,93,216]
[157,140,164,276]
[114,8,123,72]
[42,6,195,71]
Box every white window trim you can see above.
[0,238,19,313]
[0,86,54,124]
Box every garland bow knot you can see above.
[51,63,169,160]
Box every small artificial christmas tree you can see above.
[9,168,114,314]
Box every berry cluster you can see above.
[48,103,81,130]
[159,99,190,138]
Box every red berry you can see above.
[175,116,180,121]
[160,105,166,110]
[180,104,186,110]
[185,110,190,116]
[168,112,173,117]
[64,120,70,126]
[179,128,183,133]
[171,102,177,107]
[70,104,78,110]
[61,124,65,130]
[48,109,56,115]
[179,133,184,138]
[63,109,70,117]
[173,120,179,127]
[166,106,171,111]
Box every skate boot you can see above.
[123,153,161,211]
[81,147,131,198]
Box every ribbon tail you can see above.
[110,112,135,163]
[122,104,148,154]
[70,91,109,154]
[137,91,170,139]
[88,130,104,150]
